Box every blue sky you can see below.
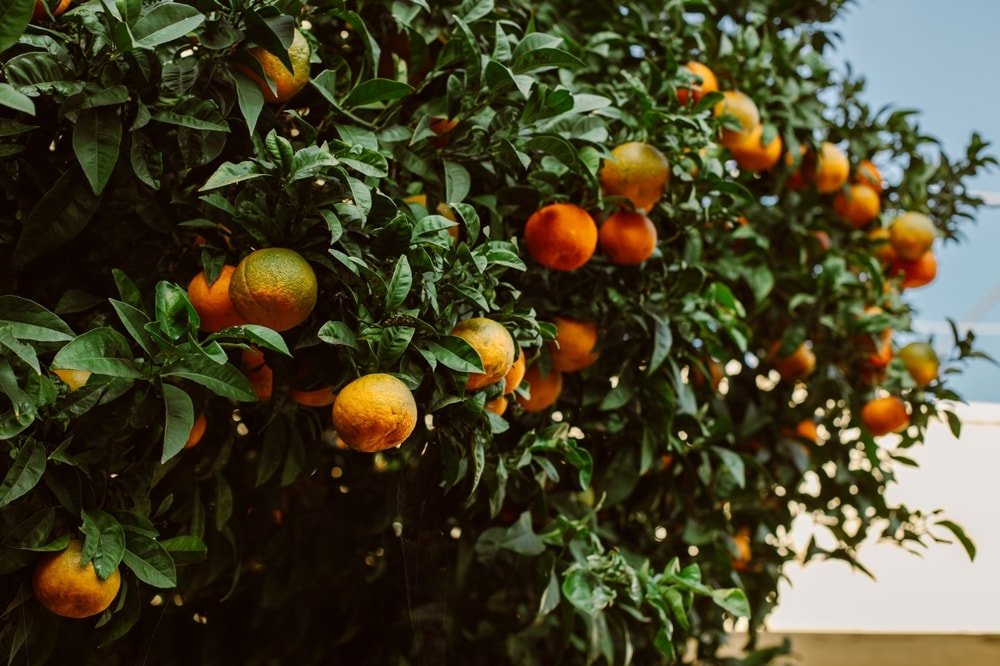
[833,0,1000,402]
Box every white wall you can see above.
[768,402,1000,633]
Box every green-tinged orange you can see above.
[229,248,317,332]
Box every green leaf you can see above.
[443,160,471,203]
[0,440,46,509]
[711,446,746,489]
[562,566,615,614]
[199,160,264,191]
[384,256,412,312]
[122,535,177,588]
[479,511,545,556]
[160,535,207,564]
[0,0,33,56]
[208,325,291,356]
[711,588,750,617]
[110,300,156,355]
[131,4,206,49]
[81,509,126,580]
[0,325,39,373]
[73,107,122,195]
[936,520,976,561]
[0,83,34,115]
[426,337,485,374]
[154,281,199,340]
[51,327,142,379]
[233,71,264,136]
[0,296,73,342]
[161,384,194,464]
[342,78,413,108]
[12,167,101,270]
[648,313,672,375]
[153,99,228,132]
[161,355,255,401]
[289,145,339,182]
[317,321,358,349]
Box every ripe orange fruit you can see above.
[891,251,937,289]
[524,203,598,271]
[33,540,121,619]
[429,117,458,147]
[792,419,818,443]
[599,142,671,211]
[676,61,718,105]
[833,184,881,228]
[185,413,207,449]
[229,248,317,332]
[53,368,91,391]
[485,396,508,415]
[729,125,783,171]
[331,373,418,453]
[731,528,752,572]
[451,318,516,391]
[768,341,816,382]
[187,265,247,333]
[599,210,657,265]
[290,386,337,407]
[517,365,563,412]
[899,342,940,387]
[868,227,896,264]
[504,346,526,394]
[855,159,883,193]
[691,358,724,392]
[889,212,936,261]
[549,317,600,373]
[241,347,273,401]
[237,28,311,104]
[860,396,909,436]
[856,306,892,368]
[713,91,760,149]
[32,0,72,20]
[785,145,808,189]
[812,142,849,193]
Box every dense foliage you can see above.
[0,0,992,663]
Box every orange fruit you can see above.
[868,227,896,265]
[856,306,892,369]
[599,210,657,265]
[812,142,849,193]
[187,265,247,333]
[331,373,417,453]
[485,396,508,415]
[237,28,311,104]
[792,419,818,444]
[241,347,273,401]
[229,248,317,332]
[404,194,459,240]
[33,540,121,619]
[430,117,458,147]
[523,203,598,271]
[53,368,91,391]
[889,212,935,261]
[891,251,937,289]
[729,125,783,171]
[833,184,881,228]
[517,364,563,412]
[185,413,207,449]
[504,347,526,395]
[855,160,883,193]
[599,142,671,211]
[32,0,72,20]
[899,342,939,387]
[451,318,516,391]
[785,145,808,189]
[549,317,600,373]
[691,358,724,392]
[290,386,337,407]
[768,341,816,382]
[731,528,752,572]
[713,91,761,149]
[860,396,909,436]
[676,62,718,106]
[661,454,674,471]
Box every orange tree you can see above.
[0,0,993,663]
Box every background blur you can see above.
[769,0,1000,639]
